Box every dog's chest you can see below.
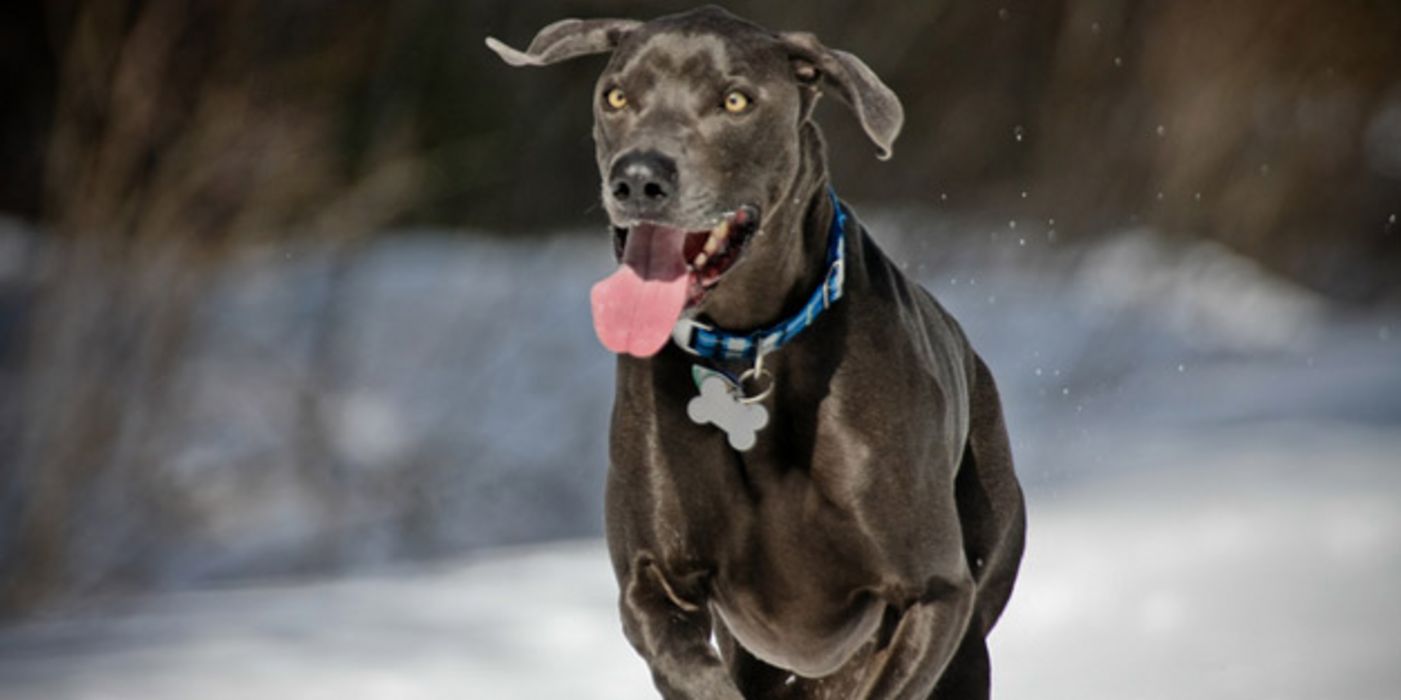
[708,491,889,676]
[699,453,896,674]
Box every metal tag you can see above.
[687,366,769,451]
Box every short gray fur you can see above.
[487,6,1025,698]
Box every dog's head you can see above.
[487,6,902,357]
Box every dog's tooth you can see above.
[694,252,709,268]
[703,235,721,255]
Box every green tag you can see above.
[691,364,730,391]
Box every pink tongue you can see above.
[591,224,691,357]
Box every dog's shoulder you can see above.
[850,218,973,351]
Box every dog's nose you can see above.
[609,150,677,211]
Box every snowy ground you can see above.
[1,212,1399,698]
[1,433,1398,700]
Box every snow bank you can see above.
[2,419,1398,699]
[2,212,1398,698]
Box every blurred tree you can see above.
[1,0,425,614]
[0,0,1399,616]
[3,0,1397,296]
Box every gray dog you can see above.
[487,6,1024,699]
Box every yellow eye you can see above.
[605,87,627,110]
[724,90,751,113]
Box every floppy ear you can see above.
[485,18,641,67]
[780,32,905,161]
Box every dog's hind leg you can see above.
[713,621,790,696]
[960,354,1026,635]
[715,621,887,700]
[928,627,990,700]
[922,354,1023,700]
[844,580,976,700]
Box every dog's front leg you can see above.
[854,579,976,700]
[618,555,743,700]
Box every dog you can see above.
[487,7,1025,698]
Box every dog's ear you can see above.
[485,18,641,67]
[780,32,904,161]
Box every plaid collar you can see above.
[671,189,848,361]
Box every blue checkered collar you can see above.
[670,188,848,361]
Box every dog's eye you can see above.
[723,90,751,114]
[604,87,628,111]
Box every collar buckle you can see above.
[672,316,712,357]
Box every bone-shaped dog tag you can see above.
[687,367,769,451]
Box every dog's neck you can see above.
[692,123,842,332]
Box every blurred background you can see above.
[0,1,1398,698]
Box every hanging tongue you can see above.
[591,224,691,357]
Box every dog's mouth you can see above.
[591,205,761,358]
[611,204,761,306]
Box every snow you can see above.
[2,213,1400,697]
[0,541,652,700]
[995,426,1401,700]
[2,426,1397,699]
